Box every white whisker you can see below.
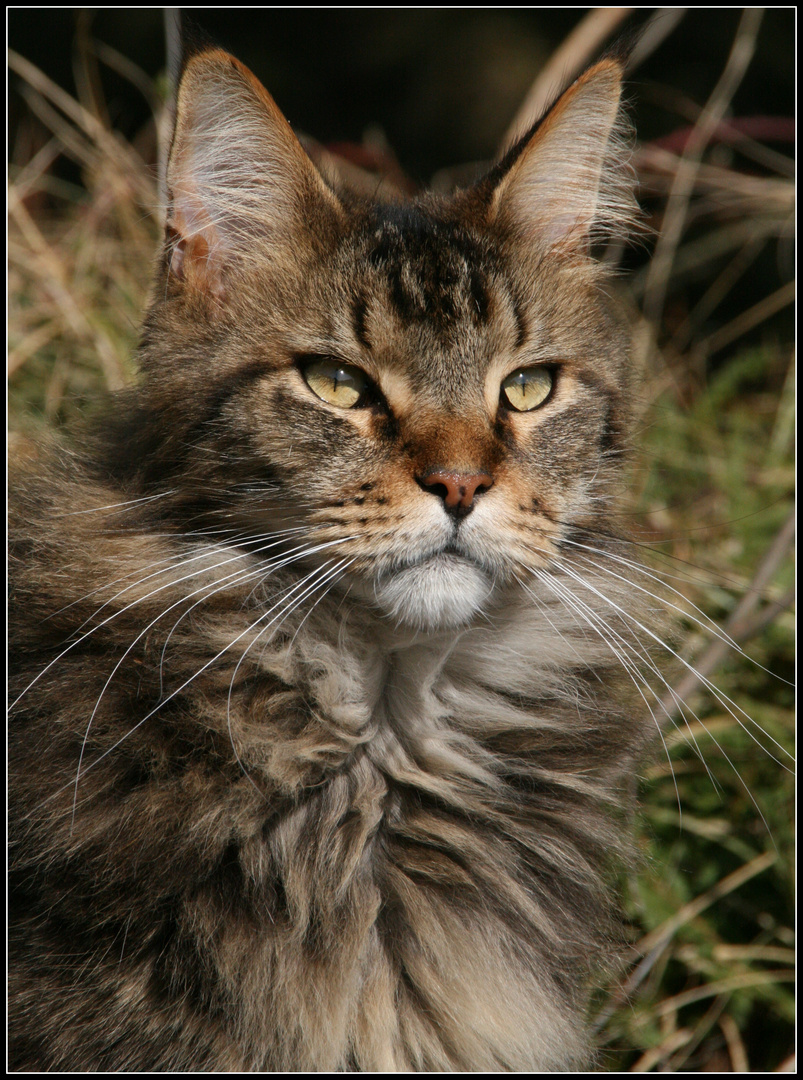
[50,490,177,517]
[527,567,691,817]
[558,546,794,763]
[563,536,742,652]
[68,536,359,821]
[13,529,324,709]
[224,556,358,796]
[543,556,786,838]
[45,525,310,627]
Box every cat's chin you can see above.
[371,554,494,631]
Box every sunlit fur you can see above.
[7,48,723,1071]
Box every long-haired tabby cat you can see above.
[11,40,669,1071]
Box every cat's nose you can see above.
[417,469,494,517]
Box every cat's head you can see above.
[137,47,639,632]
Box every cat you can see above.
[9,41,659,1071]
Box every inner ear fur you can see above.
[165,48,343,301]
[488,58,637,256]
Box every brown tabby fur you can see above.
[9,45,654,1070]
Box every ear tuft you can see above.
[490,59,638,257]
[165,49,342,302]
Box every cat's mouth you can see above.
[371,548,494,631]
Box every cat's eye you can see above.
[501,366,555,411]
[301,358,370,409]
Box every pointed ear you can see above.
[489,58,637,256]
[165,48,343,301]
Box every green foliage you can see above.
[595,343,795,1071]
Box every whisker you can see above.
[65,538,360,822]
[553,557,793,764]
[13,528,322,708]
[563,537,795,691]
[45,524,311,627]
[155,535,359,683]
[511,571,606,678]
[568,518,779,601]
[68,536,359,823]
[49,490,177,517]
[224,556,357,796]
[562,537,742,652]
[545,558,787,839]
[526,567,692,818]
[559,547,795,760]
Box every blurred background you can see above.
[8,8,795,1072]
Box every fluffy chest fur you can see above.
[10,518,645,1070]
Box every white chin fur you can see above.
[374,555,493,631]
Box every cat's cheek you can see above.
[371,555,493,630]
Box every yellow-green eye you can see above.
[302,358,369,408]
[501,366,554,411]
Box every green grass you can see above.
[593,344,795,1070]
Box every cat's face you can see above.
[140,48,637,630]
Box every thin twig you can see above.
[499,8,634,151]
[719,1012,750,1073]
[698,280,796,359]
[631,1027,693,1072]
[8,48,153,205]
[670,232,768,354]
[8,188,129,390]
[642,8,764,329]
[660,510,795,722]
[591,850,777,1032]
[158,8,182,213]
[625,8,688,72]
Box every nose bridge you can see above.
[408,412,499,518]
[411,412,496,476]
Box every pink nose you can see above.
[418,470,494,515]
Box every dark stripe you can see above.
[469,267,490,323]
[573,369,617,399]
[387,264,424,322]
[574,372,622,453]
[352,293,371,350]
[159,360,274,480]
[512,291,528,349]
[198,359,272,427]
[599,406,621,453]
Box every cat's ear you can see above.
[489,58,636,255]
[165,48,343,302]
